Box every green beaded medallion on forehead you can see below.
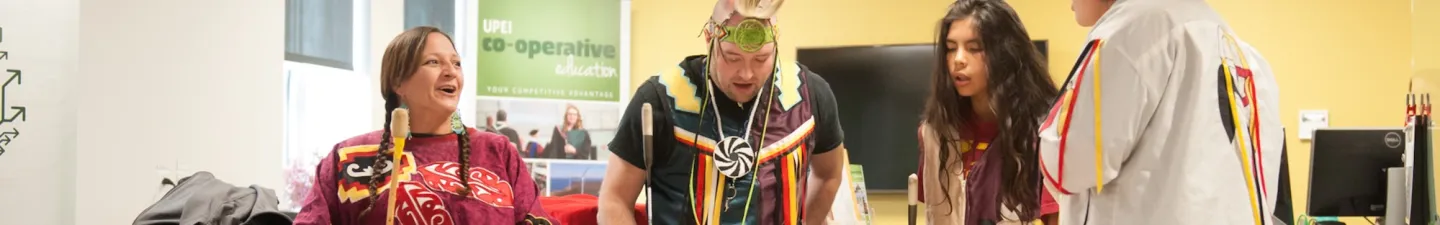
[718,18,775,53]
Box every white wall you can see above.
[75,0,284,224]
[0,0,481,223]
[0,0,79,224]
[371,0,404,130]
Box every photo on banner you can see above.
[476,98,620,161]
[849,165,875,224]
[546,160,607,197]
[825,157,875,224]
[523,159,609,197]
[525,160,550,196]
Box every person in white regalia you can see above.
[1037,0,1284,224]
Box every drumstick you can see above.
[385,109,409,225]
[642,103,654,222]
[908,173,919,225]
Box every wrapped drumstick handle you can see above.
[642,103,653,171]
[385,109,410,225]
[641,103,654,222]
[908,173,919,225]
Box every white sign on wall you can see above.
[0,0,80,224]
[1299,110,1329,140]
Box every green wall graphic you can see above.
[0,26,25,157]
[474,0,621,101]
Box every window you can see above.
[405,0,456,34]
[286,0,355,70]
[282,0,370,211]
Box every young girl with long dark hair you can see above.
[916,0,1060,224]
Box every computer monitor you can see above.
[1307,128,1407,217]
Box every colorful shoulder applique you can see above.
[658,66,701,114]
[1216,33,1269,225]
[775,61,804,111]
[335,145,418,203]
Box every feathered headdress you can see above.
[711,0,785,23]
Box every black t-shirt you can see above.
[610,55,846,224]
[609,55,845,170]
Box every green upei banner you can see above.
[474,0,622,101]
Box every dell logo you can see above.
[1385,132,1403,148]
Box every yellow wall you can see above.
[1417,0,1440,88]
[631,0,1418,223]
[628,0,952,92]
[1010,0,1415,222]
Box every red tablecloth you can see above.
[539,194,648,225]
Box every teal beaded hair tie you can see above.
[450,112,466,135]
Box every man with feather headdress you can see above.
[598,0,849,224]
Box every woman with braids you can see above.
[293,26,553,225]
[915,1,1060,224]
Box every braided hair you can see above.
[456,113,473,195]
[356,26,472,220]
